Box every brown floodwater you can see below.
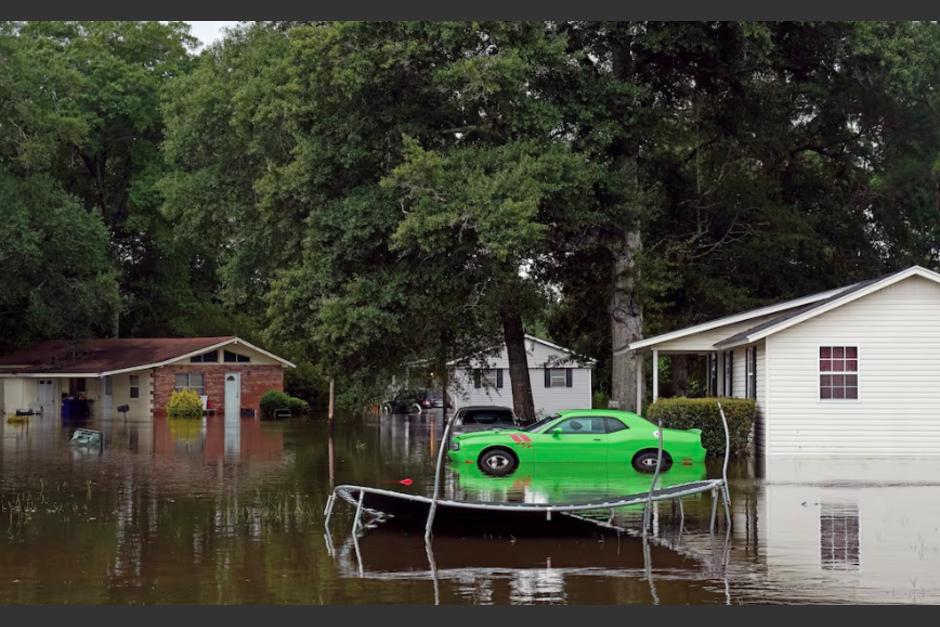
[2,410,939,604]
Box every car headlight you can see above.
[450,440,460,451]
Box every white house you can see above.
[629,265,940,459]
[449,335,595,417]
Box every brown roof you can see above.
[0,337,236,375]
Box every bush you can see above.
[644,397,755,457]
[592,390,610,409]
[166,389,203,419]
[260,389,309,419]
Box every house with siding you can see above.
[0,336,294,419]
[629,265,940,459]
[449,335,595,417]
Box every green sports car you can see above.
[447,409,707,476]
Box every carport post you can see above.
[635,359,643,414]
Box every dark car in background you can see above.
[381,389,451,414]
[451,405,518,435]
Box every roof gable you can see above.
[714,266,940,348]
[0,336,295,376]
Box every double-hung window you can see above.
[129,375,140,399]
[544,368,572,388]
[819,346,858,399]
[473,369,503,389]
[175,373,205,396]
[745,347,757,400]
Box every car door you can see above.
[603,415,642,465]
[531,414,609,463]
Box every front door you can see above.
[532,414,609,463]
[224,372,241,419]
[37,379,57,415]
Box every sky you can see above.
[185,21,241,48]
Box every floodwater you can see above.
[1,410,940,604]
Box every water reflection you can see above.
[2,411,940,603]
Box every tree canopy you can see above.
[3,21,940,408]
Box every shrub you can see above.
[592,390,610,409]
[167,389,203,419]
[260,390,291,419]
[287,396,310,415]
[644,397,755,457]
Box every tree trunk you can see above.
[608,26,645,413]
[670,354,689,397]
[500,304,536,424]
[610,230,644,411]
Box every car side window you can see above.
[604,417,629,433]
[556,417,606,434]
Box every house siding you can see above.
[153,364,284,418]
[451,337,593,417]
[451,367,592,418]
[766,275,940,456]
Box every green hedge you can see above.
[166,389,203,419]
[645,397,755,457]
[260,390,309,419]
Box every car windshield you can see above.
[461,410,515,425]
[522,414,561,432]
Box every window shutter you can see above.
[496,369,503,389]
[544,368,551,388]
[565,368,572,387]
[473,370,481,389]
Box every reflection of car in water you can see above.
[448,409,707,477]
[381,389,451,414]
[452,461,707,507]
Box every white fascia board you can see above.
[627,286,848,352]
[726,265,940,347]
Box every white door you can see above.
[37,379,57,415]
[224,373,241,419]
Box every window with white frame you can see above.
[129,375,140,399]
[723,351,733,396]
[745,346,757,400]
[819,346,858,399]
[545,368,571,388]
[473,369,503,389]
[175,372,205,396]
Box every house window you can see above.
[473,369,503,389]
[723,351,733,396]
[175,373,205,396]
[129,375,140,399]
[190,350,218,363]
[819,346,858,400]
[544,368,572,388]
[745,346,757,400]
[223,350,250,363]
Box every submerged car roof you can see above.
[457,405,515,412]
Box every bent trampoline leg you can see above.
[324,492,336,531]
[352,490,365,535]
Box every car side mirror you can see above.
[551,427,562,437]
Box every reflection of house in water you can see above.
[752,459,940,602]
[153,416,284,463]
[820,502,860,571]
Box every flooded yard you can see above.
[1,411,939,604]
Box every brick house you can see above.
[0,336,295,418]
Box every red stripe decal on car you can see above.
[519,434,532,443]
[510,434,522,444]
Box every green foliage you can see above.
[260,390,308,419]
[592,390,610,409]
[166,389,203,419]
[645,397,756,457]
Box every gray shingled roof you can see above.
[713,269,908,348]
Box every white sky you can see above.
[185,21,241,48]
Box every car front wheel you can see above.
[632,450,673,474]
[478,448,518,477]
